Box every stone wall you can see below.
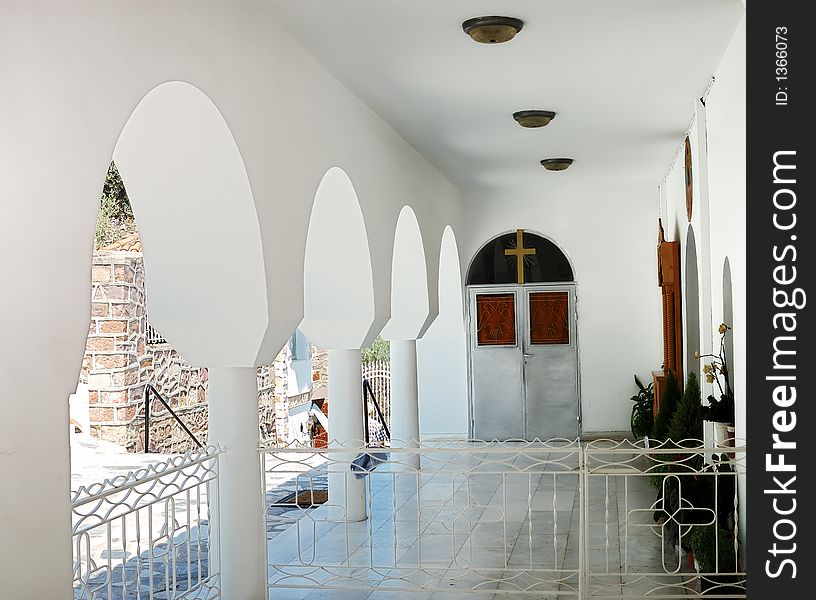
[82,251,148,440]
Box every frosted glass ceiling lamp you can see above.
[540,158,574,171]
[462,16,524,44]
[513,110,557,128]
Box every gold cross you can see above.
[505,229,536,284]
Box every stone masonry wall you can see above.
[82,251,147,435]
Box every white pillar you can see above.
[207,367,265,600]
[0,389,72,599]
[327,348,367,521]
[390,339,421,470]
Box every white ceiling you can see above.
[262,0,744,194]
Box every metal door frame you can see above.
[466,283,582,441]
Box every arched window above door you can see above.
[467,230,573,285]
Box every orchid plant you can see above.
[695,324,735,424]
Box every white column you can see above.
[390,339,421,470]
[207,367,265,600]
[327,348,367,521]
[0,390,72,599]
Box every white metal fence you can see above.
[261,439,747,598]
[72,446,221,600]
[262,440,583,596]
[583,438,746,599]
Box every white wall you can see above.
[705,17,746,445]
[459,183,663,434]
[661,14,746,441]
[418,226,469,438]
[660,12,746,544]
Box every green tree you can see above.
[361,336,390,364]
[667,371,704,446]
[95,161,136,247]
[651,370,681,442]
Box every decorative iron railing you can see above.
[145,323,167,346]
[583,437,746,598]
[261,439,583,596]
[260,438,747,599]
[143,383,204,453]
[71,446,221,599]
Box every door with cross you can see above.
[466,230,580,441]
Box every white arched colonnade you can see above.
[0,67,461,600]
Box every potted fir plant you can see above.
[696,324,736,448]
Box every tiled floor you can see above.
[265,447,700,599]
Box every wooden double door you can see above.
[468,284,580,441]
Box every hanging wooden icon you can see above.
[684,136,693,222]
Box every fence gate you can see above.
[583,439,746,599]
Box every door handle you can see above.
[523,353,533,359]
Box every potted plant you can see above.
[686,523,744,595]
[629,375,654,443]
[696,324,736,448]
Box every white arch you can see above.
[381,206,430,341]
[430,225,465,334]
[113,81,267,367]
[417,225,469,437]
[300,167,375,349]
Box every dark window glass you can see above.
[467,231,573,285]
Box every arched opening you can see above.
[722,257,734,396]
[466,229,579,441]
[71,160,216,455]
[300,166,375,520]
[70,82,289,597]
[72,81,275,457]
[300,166,375,349]
[417,226,468,438]
[685,226,701,378]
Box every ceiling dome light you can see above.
[540,158,574,171]
[513,110,557,128]
[462,16,524,44]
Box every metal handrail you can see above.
[144,383,204,452]
[362,378,390,444]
